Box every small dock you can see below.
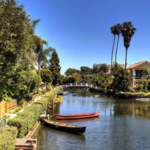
[15,138,37,150]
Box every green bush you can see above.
[8,118,27,138]
[46,86,51,91]
[41,90,46,95]
[2,115,6,119]
[15,107,22,112]
[0,126,18,150]
[19,99,27,105]
[34,100,46,112]
[3,94,12,102]
[7,100,46,138]
[32,94,39,100]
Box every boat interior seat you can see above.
[59,124,66,126]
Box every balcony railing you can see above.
[135,76,146,79]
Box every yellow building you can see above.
[127,61,150,87]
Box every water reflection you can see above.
[37,126,86,150]
[37,88,150,150]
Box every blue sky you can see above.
[20,0,150,74]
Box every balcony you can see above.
[135,76,146,79]
[135,76,141,79]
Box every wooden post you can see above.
[5,102,7,113]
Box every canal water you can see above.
[37,88,150,150]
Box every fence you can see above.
[0,100,17,116]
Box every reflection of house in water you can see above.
[112,101,150,119]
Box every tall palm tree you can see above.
[111,25,117,74]
[34,35,55,76]
[121,22,136,70]
[115,24,122,62]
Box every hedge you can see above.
[7,87,60,138]
[0,126,18,150]
[118,91,150,98]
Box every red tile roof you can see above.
[127,61,149,69]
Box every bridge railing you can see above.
[62,83,102,90]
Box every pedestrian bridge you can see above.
[62,83,102,91]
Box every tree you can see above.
[34,35,54,76]
[41,62,48,69]
[59,75,65,85]
[63,77,75,84]
[121,22,136,70]
[72,73,81,83]
[99,64,108,76]
[40,69,53,83]
[80,66,92,75]
[65,68,81,76]
[0,0,35,82]
[115,24,122,62]
[111,62,132,91]
[92,66,99,74]
[0,0,37,100]
[49,51,61,85]
[110,25,117,72]
[142,69,150,90]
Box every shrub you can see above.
[8,118,27,138]
[46,86,51,91]
[3,94,12,102]
[41,91,46,95]
[32,94,39,100]
[2,115,6,119]
[15,107,22,112]
[119,91,125,94]
[0,126,18,150]
[19,99,27,105]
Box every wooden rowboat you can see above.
[43,119,86,133]
[55,112,100,120]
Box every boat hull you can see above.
[43,119,86,133]
[55,112,100,120]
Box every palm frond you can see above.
[32,19,41,28]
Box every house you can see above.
[127,61,150,87]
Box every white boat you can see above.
[136,98,150,101]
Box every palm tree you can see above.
[115,24,122,62]
[34,35,55,76]
[121,22,136,70]
[110,25,117,74]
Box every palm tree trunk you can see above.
[125,47,128,71]
[111,35,116,75]
[115,34,120,62]
[38,59,41,76]
[37,57,41,93]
